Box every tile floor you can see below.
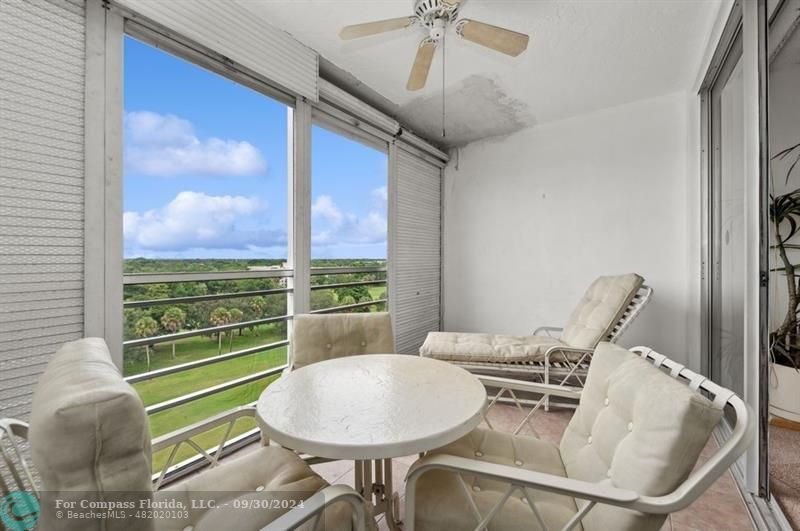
[311,404,756,531]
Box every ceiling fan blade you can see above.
[456,19,529,57]
[406,39,437,91]
[339,17,415,40]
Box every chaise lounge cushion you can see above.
[559,273,644,349]
[419,273,644,364]
[419,332,574,363]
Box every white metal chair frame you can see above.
[0,409,368,531]
[404,346,754,531]
[0,418,38,498]
[451,285,653,408]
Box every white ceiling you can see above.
[245,0,723,147]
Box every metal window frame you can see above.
[93,0,449,490]
[85,0,124,367]
[108,13,300,468]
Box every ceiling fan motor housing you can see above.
[414,0,460,41]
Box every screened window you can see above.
[122,36,291,472]
[309,124,388,313]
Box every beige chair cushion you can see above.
[28,338,362,531]
[413,428,579,531]
[419,332,573,363]
[155,446,358,531]
[559,273,644,349]
[559,342,723,531]
[291,312,395,369]
[28,338,154,531]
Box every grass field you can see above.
[130,298,387,473]
[125,325,286,472]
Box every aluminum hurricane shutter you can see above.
[0,0,85,420]
[390,147,442,354]
[116,0,318,102]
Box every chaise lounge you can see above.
[420,273,652,389]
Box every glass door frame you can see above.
[700,0,771,502]
[707,28,744,416]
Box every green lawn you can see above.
[132,340,286,406]
[124,323,286,377]
[125,325,287,473]
[131,300,386,475]
[149,375,278,472]
[368,286,386,300]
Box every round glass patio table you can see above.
[256,354,487,529]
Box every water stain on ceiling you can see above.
[398,75,535,148]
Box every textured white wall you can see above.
[442,92,695,364]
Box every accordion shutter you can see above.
[390,146,442,354]
[0,0,86,420]
[115,0,319,102]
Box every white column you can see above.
[84,0,124,368]
[287,100,312,341]
[387,140,399,337]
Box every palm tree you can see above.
[248,296,267,336]
[228,308,244,352]
[160,306,186,359]
[134,315,159,371]
[209,307,231,355]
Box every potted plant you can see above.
[770,141,800,422]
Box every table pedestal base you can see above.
[355,459,402,530]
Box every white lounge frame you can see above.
[0,410,368,531]
[451,285,653,400]
[404,346,754,531]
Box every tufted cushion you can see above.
[559,342,723,531]
[155,446,358,531]
[28,338,363,531]
[291,313,395,369]
[559,274,644,349]
[29,338,154,531]
[419,332,576,363]
[413,428,579,530]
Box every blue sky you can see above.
[123,36,387,260]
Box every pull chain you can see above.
[441,31,446,138]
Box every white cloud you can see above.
[124,111,267,177]
[311,187,387,246]
[124,191,285,252]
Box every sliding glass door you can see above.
[709,33,745,411]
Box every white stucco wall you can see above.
[442,91,696,365]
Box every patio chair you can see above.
[288,312,395,371]
[404,342,754,531]
[419,274,652,392]
[3,338,371,531]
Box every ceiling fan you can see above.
[339,0,530,91]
